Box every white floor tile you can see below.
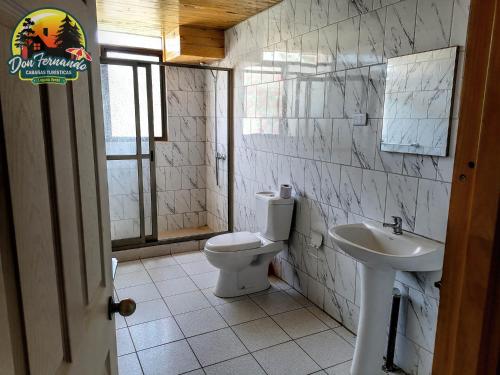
[129,317,184,351]
[138,340,200,375]
[115,313,127,329]
[215,299,267,326]
[251,291,302,315]
[232,317,291,351]
[187,328,248,366]
[116,260,145,275]
[306,306,341,329]
[272,308,329,339]
[253,341,321,375]
[333,326,357,346]
[202,288,248,306]
[180,259,217,275]
[147,265,187,282]
[125,299,171,326]
[118,353,143,375]
[189,271,219,289]
[204,354,266,375]
[269,275,293,290]
[142,255,177,269]
[156,277,198,297]
[296,330,354,368]
[116,328,135,356]
[164,290,211,315]
[115,269,152,289]
[116,283,161,303]
[285,288,313,307]
[325,361,352,375]
[175,307,227,337]
[173,251,205,264]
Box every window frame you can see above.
[100,45,168,141]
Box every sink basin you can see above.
[329,223,444,271]
[328,223,444,375]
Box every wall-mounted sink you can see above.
[328,223,444,375]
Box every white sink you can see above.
[329,223,444,271]
[328,223,444,375]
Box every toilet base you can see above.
[212,252,275,298]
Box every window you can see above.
[33,43,40,51]
[101,46,167,140]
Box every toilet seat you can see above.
[205,231,262,252]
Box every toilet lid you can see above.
[205,232,262,252]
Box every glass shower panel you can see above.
[107,159,140,240]
[101,64,136,155]
[142,158,152,236]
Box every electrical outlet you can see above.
[352,113,367,126]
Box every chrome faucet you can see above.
[383,216,403,235]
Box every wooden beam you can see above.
[432,0,500,373]
[163,25,224,63]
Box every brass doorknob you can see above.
[108,296,136,320]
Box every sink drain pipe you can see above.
[383,287,401,372]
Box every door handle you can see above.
[108,296,136,320]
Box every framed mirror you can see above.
[380,46,458,156]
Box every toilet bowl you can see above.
[204,192,294,297]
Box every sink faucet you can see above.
[383,216,403,235]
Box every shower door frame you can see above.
[102,49,234,251]
[101,58,158,248]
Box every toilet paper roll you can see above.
[279,184,292,199]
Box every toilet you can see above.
[204,191,294,297]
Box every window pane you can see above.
[142,159,152,236]
[137,67,150,154]
[98,30,162,50]
[107,160,140,240]
[152,65,163,138]
[101,64,136,155]
[106,51,160,62]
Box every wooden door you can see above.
[0,0,118,374]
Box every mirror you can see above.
[380,46,458,156]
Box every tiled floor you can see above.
[114,250,356,375]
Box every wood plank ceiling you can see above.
[96,0,282,37]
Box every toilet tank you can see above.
[255,192,294,241]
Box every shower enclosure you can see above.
[100,50,230,249]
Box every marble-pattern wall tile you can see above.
[360,169,387,221]
[336,16,360,70]
[301,31,319,75]
[313,119,333,161]
[358,8,386,66]
[352,119,378,169]
[414,0,454,52]
[349,0,373,15]
[331,119,352,165]
[310,0,329,31]
[328,0,349,24]
[385,173,418,231]
[414,179,450,241]
[317,24,338,73]
[320,162,342,207]
[406,289,439,352]
[305,159,322,201]
[324,71,346,118]
[269,3,282,45]
[281,0,296,41]
[344,67,369,117]
[294,0,312,36]
[384,0,417,58]
[339,165,363,215]
[367,64,386,118]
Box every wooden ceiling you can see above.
[96,0,282,37]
